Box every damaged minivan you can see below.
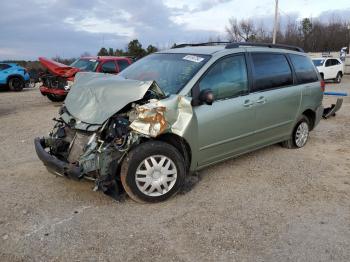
[34,42,324,203]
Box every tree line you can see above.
[226,17,350,52]
[97,39,158,59]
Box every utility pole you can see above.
[272,0,279,44]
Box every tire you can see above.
[47,94,65,102]
[335,72,342,83]
[281,115,310,149]
[120,140,186,203]
[8,77,24,91]
[320,73,324,81]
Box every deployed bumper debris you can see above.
[322,92,348,119]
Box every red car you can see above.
[39,56,132,102]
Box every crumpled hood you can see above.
[39,57,80,77]
[64,72,162,125]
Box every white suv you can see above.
[312,57,343,83]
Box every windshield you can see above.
[119,53,210,95]
[70,58,99,72]
[312,59,324,67]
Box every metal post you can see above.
[272,0,279,44]
[348,24,350,54]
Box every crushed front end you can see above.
[34,107,138,198]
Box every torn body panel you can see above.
[129,95,193,137]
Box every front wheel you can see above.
[120,141,186,203]
[281,115,310,149]
[8,77,24,91]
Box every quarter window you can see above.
[199,55,248,100]
[290,54,319,84]
[251,53,293,92]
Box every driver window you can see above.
[199,55,248,100]
[325,59,332,67]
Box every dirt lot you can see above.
[0,77,349,262]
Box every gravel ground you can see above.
[0,77,349,262]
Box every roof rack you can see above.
[172,41,304,52]
[173,42,231,48]
[225,42,304,52]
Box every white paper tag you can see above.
[183,55,204,63]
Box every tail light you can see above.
[320,80,325,92]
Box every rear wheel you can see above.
[281,115,310,149]
[47,94,65,102]
[335,72,342,83]
[120,141,186,203]
[8,77,24,91]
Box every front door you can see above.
[194,54,257,167]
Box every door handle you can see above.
[243,99,254,107]
[255,96,266,104]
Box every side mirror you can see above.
[199,89,214,105]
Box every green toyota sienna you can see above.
[34,42,324,203]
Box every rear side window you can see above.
[251,53,293,92]
[0,64,10,71]
[332,59,340,65]
[101,61,117,73]
[290,54,318,84]
[117,60,130,71]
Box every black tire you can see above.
[47,94,65,102]
[120,140,186,203]
[281,115,310,149]
[335,72,342,83]
[320,73,324,81]
[8,77,24,91]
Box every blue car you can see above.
[0,63,30,91]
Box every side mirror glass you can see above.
[199,89,214,105]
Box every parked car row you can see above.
[39,56,132,101]
[34,42,324,203]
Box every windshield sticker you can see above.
[89,59,97,62]
[183,55,204,63]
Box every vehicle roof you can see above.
[80,56,131,61]
[0,62,18,66]
[160,45,306,56]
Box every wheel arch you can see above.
[6,74,25,84]
[302,109,316,130]
[152,133,192,172]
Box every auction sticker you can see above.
[183,55,204,63]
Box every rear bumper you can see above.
[39,85,67,96]
[314,105,324,128]
[34,137,82,179]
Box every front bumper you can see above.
[34,137,82,179]
[39,86,68,96]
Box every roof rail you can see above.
[225,42,304,52]
[173,42,231,49]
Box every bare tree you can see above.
[226,18,256,42]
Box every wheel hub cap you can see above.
[295,122,309,147]
[135,155,177,197]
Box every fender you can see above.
[6,74,25,84]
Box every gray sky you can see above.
[0,0,349,60]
